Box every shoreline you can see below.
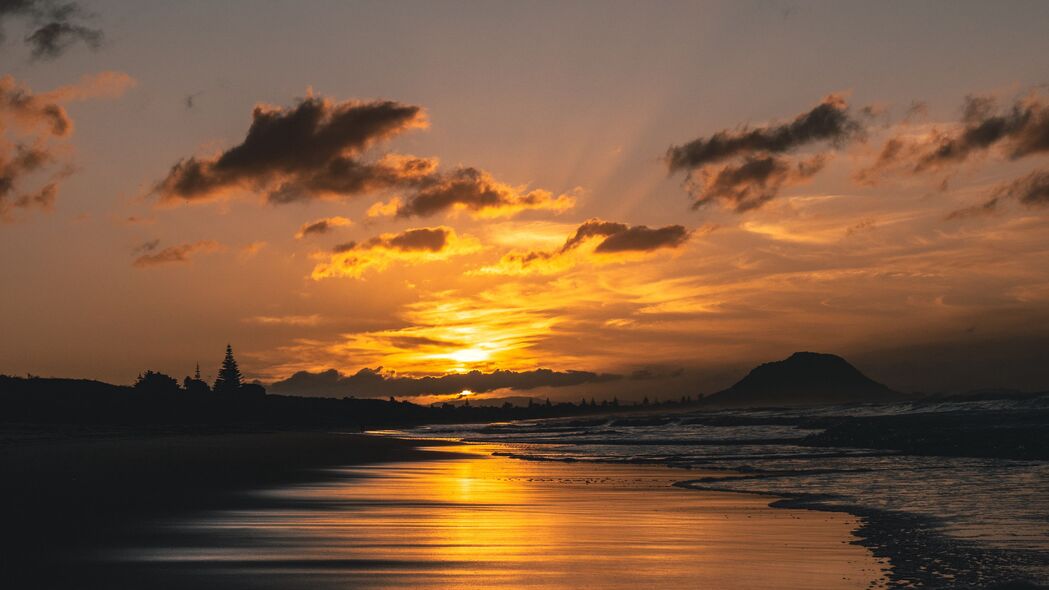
[2,429,889,589]
[105,439,889,589]
[488,445,1049,588]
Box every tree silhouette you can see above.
[214,344,242,394]
[134,370,180,395]
[183,362,211,395]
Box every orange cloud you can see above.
[0,72,134,221]
[310,226,482,279]
[366,196,402,218]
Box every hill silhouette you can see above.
[703,352,903,408]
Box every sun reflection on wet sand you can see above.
[122,444,889,589]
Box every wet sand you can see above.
[0,431,458,588]
[108,443,890,589]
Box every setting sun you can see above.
[444,348,493,364]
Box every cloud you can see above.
[269,366,621,398]
[946,169,1049,220]
[688,154,826,212]
[480,218,692,275]
[393,167,577,219]
[155,94,575,218]
[1001,169,1049,207]
[132,238,160,254]
[243,314,324,327]
[239,240,267,259]
[0,74,72,136]
[366,196,401,217]
[666,94,858,171]
[295,215,352,239]
[914,95,1049,171]
[0,73,133,220]
[0,0,104,59]
[42,71,136,102]
[155,97,427,202]
[311,226,482,279]
[132,240,222,268]
[0,142,61,221]
[861,93,1049,182]
[666,94,860,210]
[946,197,999,220]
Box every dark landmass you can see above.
[0,375,652,433]
[0,431,459,589]
[702,351,906,408]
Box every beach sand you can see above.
[0,431,457,587]
[98,441,890,589]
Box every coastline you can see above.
[100,438,888,589]
[0,429,891,589]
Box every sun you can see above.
[445,347,492,363]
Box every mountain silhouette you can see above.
[703,351,903,408]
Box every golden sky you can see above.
[2,1,1049,400]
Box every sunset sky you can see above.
[3,1,1049,401]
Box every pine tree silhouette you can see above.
[214,344,243,394]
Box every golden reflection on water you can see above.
[134,444,888,589]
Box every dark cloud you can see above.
[132,238,160,254]
[913,95,1049,171]
[666,94,859,172]
[156,94,574,218]
[0,0,103,59]
[946,169,1049,220]
[0,143,56,219]
[394,166,574,218]
[132,240,221,268]
[690,154,826,212]
[485,219,692,275]
[269,367,622,398]
[865,94,1049,180]
[997,169,1049,207]
[562,219,691,253]
[156,97,426,202]
[334,227,450,253]
[666,94,859,210]
[295,216,350,239]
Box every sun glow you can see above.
[444,347,493,364]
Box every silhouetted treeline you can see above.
[0,375,698,431]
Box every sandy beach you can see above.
[56,437,891,589]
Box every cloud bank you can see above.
[270,366,622,398]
